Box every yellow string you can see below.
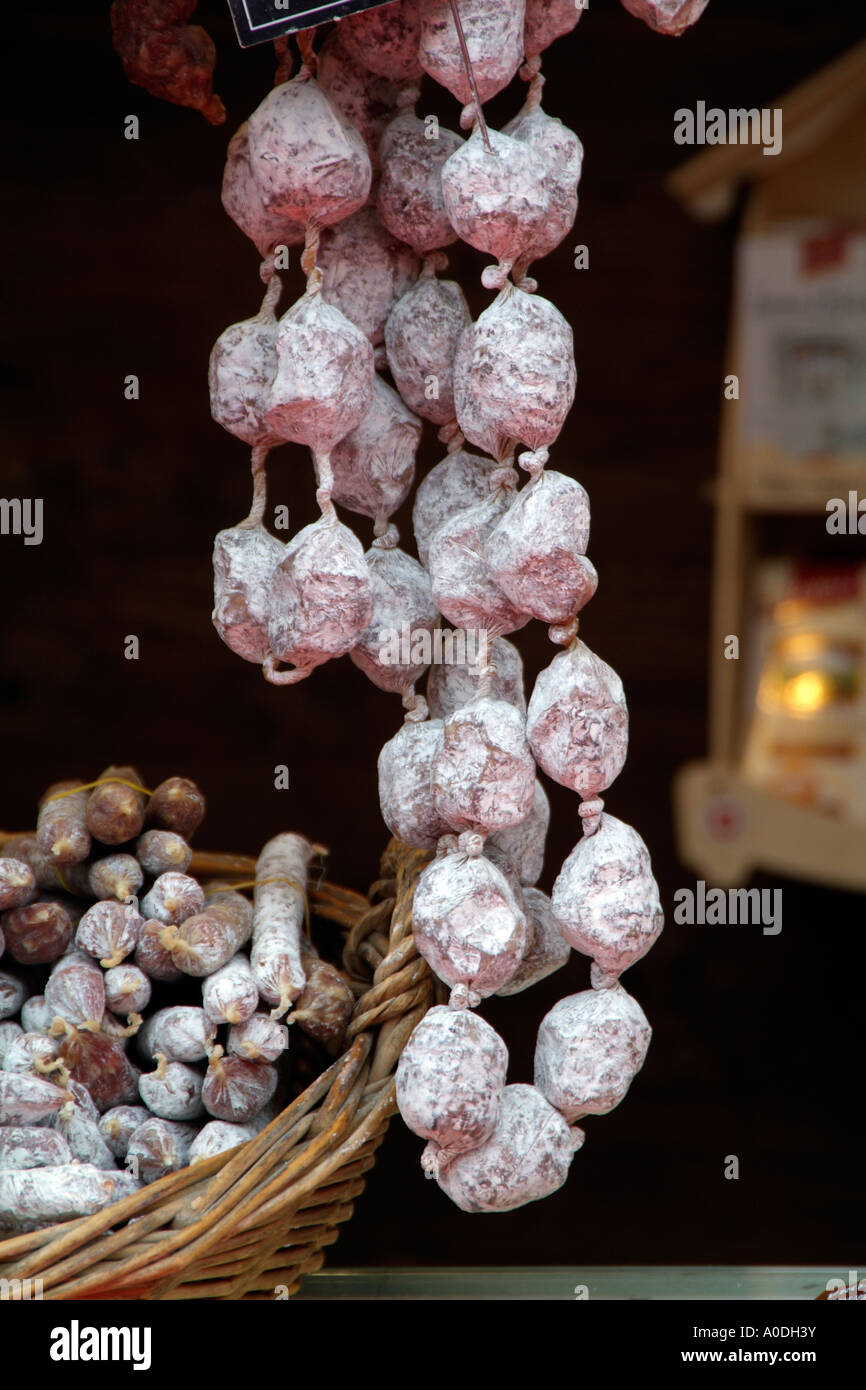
[54,866,73,894]
[210,876,306,894]
[208,878,311,938]
[42,777,154,803]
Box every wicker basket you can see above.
[0,838,435,1300]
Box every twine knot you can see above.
[590,962,619,991]
[421,1141,445,1178]
[489,465,518,493]
[579,798,605,837]
[518,447,548,476]
[457,830,484,858]
[402,689,429,723]
[549,615,580,646]
[421,252,449,278]
[449,982,481,1009]
[373,519,399,548]
[481,260,512,291]
[437,418,464,452]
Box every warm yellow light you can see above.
[778,632,826,661]
[782,669,833,714]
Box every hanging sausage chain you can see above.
[208,0,708,1212]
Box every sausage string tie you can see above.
[41,778,155,803]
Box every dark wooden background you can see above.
[1,0,864,1268]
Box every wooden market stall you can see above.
[669,40,866,889]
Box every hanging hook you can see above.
[448,0,493,153]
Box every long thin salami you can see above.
[0,1072,70,1126]
[0,1164,140,1233]
[251,833,315,1019]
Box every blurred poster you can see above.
[741,559,866,821]
[735,222,866,507]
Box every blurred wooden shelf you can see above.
[293,1265,844,1300]
[673,759,866,891]
[668,44,866,890]
[701,480,855,517]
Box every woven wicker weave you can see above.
[0,837,434,1300]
